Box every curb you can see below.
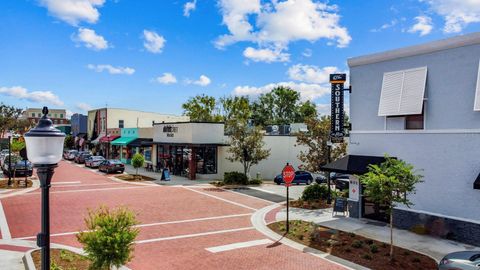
[0,179,40,199]
[251,204,370,270]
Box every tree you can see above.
[219,96,252,123]
[182,94,222,122]
[359,156,423,261]
[296,116,347,172]
[64,135,75,149]
[77,206,139,270]
[226,119,270,177]
[0,103,25,138]
[251,86,316,126]
[131,153,144,177]
[10,138,25,153]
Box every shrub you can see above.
[131,153,145,176]
[248,179,263,185]
[223,172,248,185]
[362,254,373,260]
[348,232,356,238]
[370,244,378,253]
[301,183,329,201]
[365,239,374,245]
[332,189,349,199]
[77,206,139,270]
[412,257,421,263]
[352,240,363,249]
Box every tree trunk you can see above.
[390,207,394,262]
[136,167,138,177]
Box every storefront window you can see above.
[196,147,217,174]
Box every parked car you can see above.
[98,160,125,174]
[63,150,78,160]
[74,152,91,164]
[2,155,33,177]
[315,174,327,184]
[438,251,480,270]
[274,171,314,185]
[85,156,105,168]
[334,178,350,191]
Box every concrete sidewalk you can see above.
[274,207,480,262]
[123,164,212,186]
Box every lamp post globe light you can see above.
[24,107,65,270]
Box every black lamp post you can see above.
[107,134,111,159]
[326,140,333,205]
[7,135,11,186]
[24,107,65,270]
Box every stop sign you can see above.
[282,164,295,185]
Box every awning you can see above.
[111,137,136,146]
[321,155,388,175]
[129,138,153,147]
[99,135,120,143]
[90,133,105,145]
[474,173,480,189]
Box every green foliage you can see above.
[182,94,222,122]
[332,189,349,199]
[370,244,379,253]
[64,135,75,149]
[220,96,252,123]
[226,120,270,176]
[296,116,347,172]
[352,240,363,248]
[76,206,139,270]
[359,155,423,261]
[248,179,263,185]
[10,138,25,153]
[301,183,329,201]
[362,253,373,260]
[0,103,29,138]
[223,171,248,185]
[60,250,74,262]
[131,153,144,176]
[50,260,62,270]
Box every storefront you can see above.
[111,128,154,164]
[155,144,218,177]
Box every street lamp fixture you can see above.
[24,107,65,270]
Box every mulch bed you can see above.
[116,174,156,181]
[289,199,332,209]
[268,220,438,270]
[0,179,33,189]
[32,249,90,270]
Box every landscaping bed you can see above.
[289,199,332,209]
[268,220,437,270]
[32,249,90,270]
[116,174,155,181]
[0,179,33,189]
[210,179,263,187]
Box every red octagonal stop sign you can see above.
[282,164,295,186]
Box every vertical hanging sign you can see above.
[330,74,346,143]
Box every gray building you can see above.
[71,113,87,137]
[342,32,480,246]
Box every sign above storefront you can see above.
[163,125,178,137]
[330,73,347,143]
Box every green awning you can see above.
[111,137,136,146]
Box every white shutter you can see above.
[378,67,427,116]
[474,60,480,111]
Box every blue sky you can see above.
[0,0,479,117]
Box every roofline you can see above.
[86,107,187,117]
[348,32,480,67]
[152,121,225,126]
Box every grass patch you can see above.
[32,249,90,270]
[268,220,438,270]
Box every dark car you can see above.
[74,152,91,164]
[2,155,33,177]
[85,156,105,168]
[274,171,314,185]
[98,160,125,174]
[438,251,480,270]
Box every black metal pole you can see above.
[286,185,289,233]
[327,144,332,205]
[36,164,56,270]
[8,136,11,186]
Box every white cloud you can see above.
[0,86,64,106]
[184,0,197,17]
[408,15,433,36]
[302,49,312,58]
[215,0,351,62]
[155,73,177,84]
[233,81,330,101]
[186,75,211,86]
[73,28,109,50]
[39,0,105,26]
[87,64,135,75]
[423,0,480,33]
[287,64,341,84]
[76,102,93,111]
[371,19,398,32]
[143,30,166,54]
[243,47,290,63]
[66,110,74,118]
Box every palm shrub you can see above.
[131,153,144,177]
[77,206,139,270]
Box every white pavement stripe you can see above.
[135,227,254,244]
[52,183,123,188]
[205,239,273,253]
[183,186,257,211]
[0,200,11,239]
[16,213,252,240]
[21,185,152,196]
[52,181,81,185]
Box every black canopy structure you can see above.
[320,155,388,175]
[474,173,480,190]
[128,138,153,148]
